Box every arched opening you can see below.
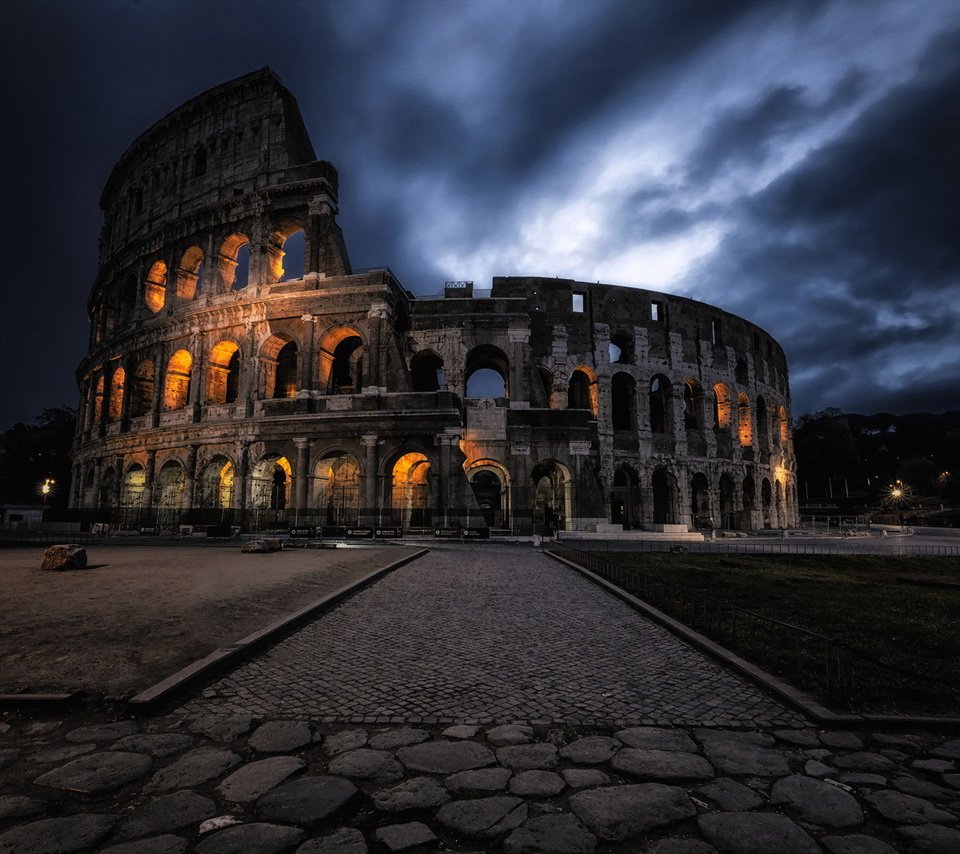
[611,372,636,431]
[391,452,432,528]
[157,460,185,528]
[778,405,790,446]
[218,233,251,291]
[713,383,731,429]
[144,261,167,313]
[98,466,118,509]
[756,396,769,453]
[314,452,361,526]
[198,456,235,509]
[108,366,125,422]
[470,470,502,528]
[251,455,292,510]
[207,341,241,405]
[465,345,509,398]
[719,474,737,529]
[410,351,444,392]
[122,465,145,511]
[738,392,753,447]
[611,465,641,530]
[267,222,306,282]
[176,246,205,301]
[684,380,703,430]
[649,375,672,434]
[609,332,634,364]
[131,360,154,417]
[652,468,676,525]
[163,349,193,410]
[761,477,773,528]
[331,336,363,394]
[742,474,756,511]
[531,460,572,533]
[262,336,298,399]
[567,368,598,415]
[776,480,786,526]
[690,472,710,528]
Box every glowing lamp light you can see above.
[39,478,56,503]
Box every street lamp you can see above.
[39,478,56,503]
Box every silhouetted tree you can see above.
[0,407,76,504]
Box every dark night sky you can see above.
[3,0,959,429]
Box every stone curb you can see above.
[128,548,430,712]
[545,549,960,730]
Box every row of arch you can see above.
[86,327,365,427]
[141,225,305,313]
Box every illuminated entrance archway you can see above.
[391,452,432,528]
[251,455,292,510]
[466,460,511,529]
[313,452,360,526]
[198,456,235,509]
[531,460,572,532]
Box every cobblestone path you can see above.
[180,545,805,727]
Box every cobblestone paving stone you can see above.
[179,546,805,727]
[3,546,960,852]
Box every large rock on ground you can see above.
[863,790,957,824]
[700,738,789,777]
[504,814,597,854]
[569,784,695,841]
[247,721,312,753]
[559,737,620,764]
[435,796,527,838]
[40,544,88,570]
[327,748,403,781]
[217,756,305,803]
[373,777,450,811]
[195,822,304,853]
[0,814,117,853]
[770,775,863,827]
[255,775,358,826]
[33,751,152,794]
[611,748,714,781]
[699,811,820,854]
[119,790,215,838]
[615,727,697,752]
[144,748,239,793]
[397,740,495,774]
[896,823,960,853]
[496,744,558,770]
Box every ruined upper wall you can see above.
[98,68,328,265]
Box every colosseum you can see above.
[71,68,798,537]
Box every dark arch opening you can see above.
[332,336,363,393]
[410,352,444,392]
[274,342,298,399]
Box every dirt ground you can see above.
[0,543,410,699]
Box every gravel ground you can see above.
[0,543,408,698]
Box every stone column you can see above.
[144,449,157,510]
[361,434,379,526]
[119,356,134,431]
[293,438,310,510]
[299,316,315,394]
[508,327,530,404]
[69,463,82,509]
[233,442,250,512]
[182,444,199,512]
[366,302,389,391]
[150,345,164,428]
[91,458,104,510]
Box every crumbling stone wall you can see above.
[73,69,798,534]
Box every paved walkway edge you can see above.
[128,547,430,712]
[545,549,855,726]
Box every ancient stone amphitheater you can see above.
[71,69,797,536]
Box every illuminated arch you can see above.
[163,349,193,410]
[251,454,292,510]
[144,260,167,313]
[176,245,205,301]
[713,383,731,429]
[261,334,298,399]
[207,340,241,404]
[465,458,511,529]
[465,344,510,398]
[108,366,125,422]
[218,232,251,291]
[390,451,433,528]
[738,392,753,447]
[531,459,572,532]
[266,220,306,282]
[313,451,361,526]
[197,455,235,509]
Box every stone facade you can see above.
[72,68,798,534]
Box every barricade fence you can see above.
[548,542,960,712]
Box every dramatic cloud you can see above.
[2,0,959,426]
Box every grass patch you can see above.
[572,549,960,716]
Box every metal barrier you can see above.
[551,542,849,704]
